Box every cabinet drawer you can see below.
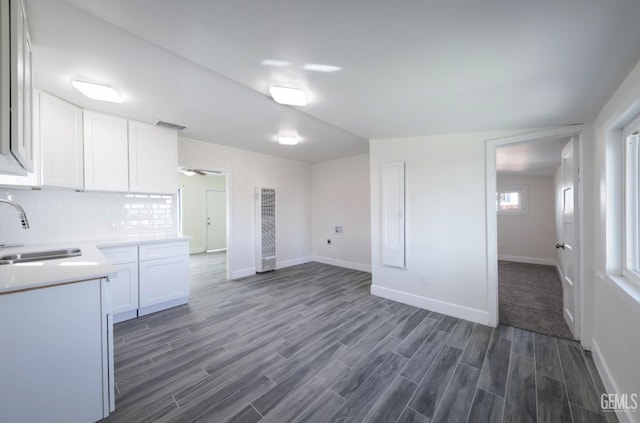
[100,246,138,265]
[139,241,188,261]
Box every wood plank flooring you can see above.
[102,252,617,423]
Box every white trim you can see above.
[486,125,585,329]
[371,285,490,325]
[591,339,636,423]
[498,255,557,266]
[276,256,312,270]
[312,256,372,273]
[230,267,255,280]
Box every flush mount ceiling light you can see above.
[303,63,341,73]
[278,134,299,145]
[71,80,123,103]
[269,86,307,106]
[261,59,290,67]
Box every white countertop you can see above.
[90,234,191,249]
[0,234,191,294]
[0,242,114,294]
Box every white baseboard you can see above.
[312,256,372,273]
[498,255,557,266]
[229,256,312,280]
[370,285,490,325]
[230,267,255,280]
[591,338,635,423]
[277,256,312,269]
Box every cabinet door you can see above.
[9,0,27,169]
[84,111,128,192]
[0,280,106,423]
[21,20,33,171]
[109,262,139,315]
[128,120,178,194]
[139,255,189,308]
[40,92,84,189]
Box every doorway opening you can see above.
[486,126,584,340]
[178,167,231,281]
[495,137,574,339]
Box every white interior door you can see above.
[556,137,580,337]
[206,189,227,252]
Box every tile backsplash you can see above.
[0,188,177,244]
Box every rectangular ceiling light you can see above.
[269,86,307,106]
[72,80,123,103]
[278,134,299,145]
[303,63,341,73]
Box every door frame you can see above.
[485,125,585,336]
[205,188,227,252]
[179,165,233,282]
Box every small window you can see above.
[624,115,640,283]
[497,187,528,215]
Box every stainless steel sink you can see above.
[0,248,82,265]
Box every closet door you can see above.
[382,161,406,268]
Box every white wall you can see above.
[178,173,226,254]
[178,137,312,278]
[592,56,640,419]
[497,175,557,265]
[311,154,371,272]
[0,188,177,244]
[370,129,525,324]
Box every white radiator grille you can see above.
[255,188,276,272]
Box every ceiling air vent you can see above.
[156,120,186,131]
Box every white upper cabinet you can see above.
[0,0,33,175]
[40,92,84,189]
[128,120,178,194]
[83,111,129,192]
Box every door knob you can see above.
[555,243,565,249]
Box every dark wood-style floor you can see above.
[103,253,617,423]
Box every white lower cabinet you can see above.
[100,245,139,323]
[138,241,189,316]
[0,278,113,423]
[100,240,189,321]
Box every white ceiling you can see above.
[496,137,569,176]
[25,0,640,163]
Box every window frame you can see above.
[623,114,640,285]
[496,186,529,216]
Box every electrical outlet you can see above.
[335,225,343,235]
[327,239,332,245]
[419,273,428,285]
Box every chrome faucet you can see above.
[0,199,30,229]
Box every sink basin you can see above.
[0,248,82,265]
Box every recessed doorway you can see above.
[178,168,230,280]
[486,126,585,341]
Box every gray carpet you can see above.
[499,260,574,340]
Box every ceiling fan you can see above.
[180,168,207,176]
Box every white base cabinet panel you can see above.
[110,262,139,317]
[139,255,189,312]
[0,279,111,423]
[100,240,190,321]
[100,245,139,323]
